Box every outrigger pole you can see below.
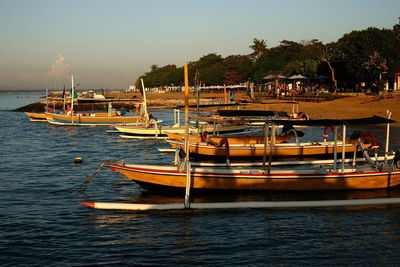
[80,198,400,211]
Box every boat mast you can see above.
[341,124,347,173]
[140,78,149,125]
[63,84,66,111]
[71,75,75,112]
[45,75,48,112]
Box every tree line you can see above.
[136,20,400,92]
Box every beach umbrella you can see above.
[288,74,308,80]
[262,74,287,80]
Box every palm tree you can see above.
[249,38,268,61]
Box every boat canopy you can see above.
[216,110,289,118]
[190,115,396,126]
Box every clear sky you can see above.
[0,0,399,90]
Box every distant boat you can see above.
[46,111,142,126]
[46,75,144,126]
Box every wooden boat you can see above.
[166,132,296,145]
[105,113,400,192]
[46,112,141,126]
[26,110,132,123]
[166,138,356,157]
[166,127,355,158]
[105,122,400,192]
[115,123,246,138]
[168,115,393,158]
[46,75,145,126]
[104,159,400,191]
[105,115,400,192]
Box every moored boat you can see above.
[166,131,298,145]
[104,115,398,191]
[115,123,246,138]
[104,159,400,191]
[46,112,141,126]
[166,138,356,157]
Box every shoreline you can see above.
[15,91,400,127]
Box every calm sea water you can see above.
[2,92,400,266]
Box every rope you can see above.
[51,162,106,194]
[81,162,105,187]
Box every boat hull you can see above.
[115,125,185,137]
[115,124,246,137]
[105,162,400,191]
[46,112,140,126]
[166,132,294,144]
[167,139,356,157]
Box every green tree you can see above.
[337,27,399,88]
[249,38,268,62]
[393,17,400,40]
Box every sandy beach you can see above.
[139,91,400,127]
[18,91,400,127]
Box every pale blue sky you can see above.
[0,0,398,90]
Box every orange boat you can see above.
[104,159,400,191]
[166,129,358,157]
[166,132,295,145]
[166,138,356,157]
[46,112,141,126]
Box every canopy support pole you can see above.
[341,124,347,173]
[263,123,269,172]
[268,124,275,174]
[385,110,392,165]
[183,64,191,209]
[334,126,338,172]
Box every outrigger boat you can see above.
[115,110,246,139]
[46,76,144,126]
[165,124,357,158]
[104,159,400,192]
[165,130,298,144]
[116,123,246,138]
[46,110,142,126]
